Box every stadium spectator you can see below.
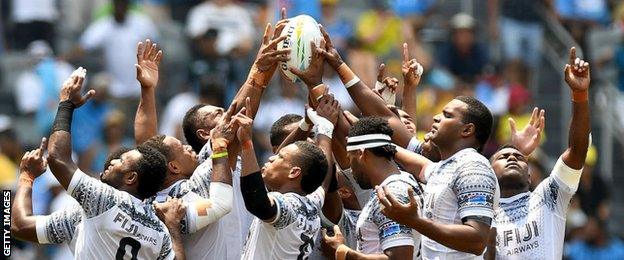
[437,13,488,83]
[9,0,58,50]
[565,217,624,260]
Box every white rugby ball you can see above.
[277,15,323,83]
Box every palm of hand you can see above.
[565,70,590,92]
[512,126,539,155]
[138,60,158,88]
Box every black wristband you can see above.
[52,101,75,132]
[240,171,276,220]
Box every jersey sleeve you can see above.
[187,162,213,198]
[68,169,120,218]
[267,192,298,230]
[35,205,82,244]
[452,160,497,220]
[534,156,581,216]
[374,182,416,251]
[156,232,175,260]
[306,187,326,209]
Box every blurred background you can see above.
[1,0,623,259]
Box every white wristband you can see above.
[299,119,311,131]
[345,77,361,88]
[306,108,335,138]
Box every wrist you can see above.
[337,63,360,88]
[211,138,229,154]
[310,83,327,107]
[335,244,350,260]
[19,173,35,187]
[571,89,588,102]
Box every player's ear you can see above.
[461,122,476,138]
[288,167,302,179]
[168,161,180,175]
[125,171,138,185]
[197,129,210,142]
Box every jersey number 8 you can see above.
[116,237,141,260]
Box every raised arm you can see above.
[562,47,591,169]
[11,138,48,242]
[47,68,95,189]
[318,26,413,148]
[400,43,423,130]
[134,39,163,144]
[154,198,187,260]
[509,107,545,156]
[393,146,432,183]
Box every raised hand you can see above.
[377,185,420,226]
[401,43,423,88]
[154,197,187,227]
[321,225,346,258]
[289,39,326,87]
[510,107,545,156]
[233,97,254,143]
[254,22,290,72]
[564,47,590,92]
[210,101,239,143]
[317,25,344,70]
[316,95,340,126]
[60,67,94,107]
[136,39,163,89]
[19,137,48,177]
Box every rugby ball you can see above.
[277,15,323,83]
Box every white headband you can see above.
[346,134,393,151]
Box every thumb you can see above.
[288,66,304,77]
[508,117,517,134]
[407,187,418,206]
[321,228,329,239]
[83,89,96,101]
[333,225,342,236]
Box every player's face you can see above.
[262,144,298,191]
[347,150,372,189]
[101,150,142,188]
[397,109,416,134]
[197,105,225,133]
[491,147,529,184]
[163,136,198,178]
[429,99,468,148]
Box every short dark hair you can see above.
[103,146,132,171]
[348,116,396,159]
[133,145,168,199]
[183,104,207,153]
[270,114,303,147]
[454,96,493,152]
[143,135,172,161]
[490,143,521,162]
[291,141,328,194]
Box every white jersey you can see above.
[35,204,83,253]
[67,169,174,259]
[356,171,423,258]
[242,188,325,260]
[309,209,361,260]
[145,157,228,260]
[421,148,499,260]
[196,142,251,260]
[494,157,580,259]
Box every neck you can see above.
[438,141,475,160]
[367,157,401,186]
[276,182,306,196]
[500,187,528,198]
[499,181,529,198]
[120,186,142,200]
[162,173,185,190]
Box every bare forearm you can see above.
[47,130,77,189]
[347,81,413,146]
[563,100,590,169]
[233,82,265,119]
[11,177,38,242]
[167,225,186,260]
[345,251,389,260]
[240,145,260,177]
[322,190,343,224]
[402,85,418,132]
[394,147,431,183]
[277,127,309,152]
[317,135,334,191]
[484,228,497,260]
[211,157,232,185]
[135,88,158,144]
[332,113,351,169]
[409,219,487,255]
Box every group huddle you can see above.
[11,12,591,260]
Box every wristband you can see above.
[306,108,334,138]
[298,119,311,131]
[211,151,229,159]
[572,90,588,102]
[310,84,327,107]
[52,101,76,132]
[241,139,253,150]
[19,173,34,187]
[335,244,350,260]
[337,63,360,88]
[211,138,229,154]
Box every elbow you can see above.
[468,240,487,256]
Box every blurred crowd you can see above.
[1,0,624,259]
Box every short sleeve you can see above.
[374,182,416,251]
[68,169,119,218]
[35,205,82,244]
[306,187,325,209]
[156,232,175,260]
[453,160,497,220]
[267,192,297,230]
[533,157,580,216]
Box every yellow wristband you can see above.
[335,244,350,260]
[211,138,229,154]
[211,151,229,159]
